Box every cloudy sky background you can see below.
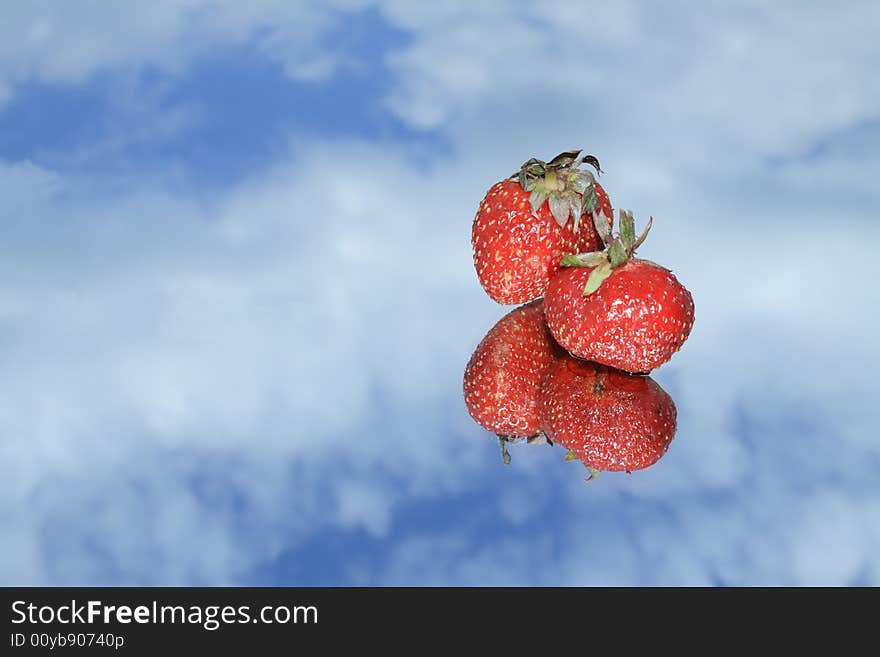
[1,1,879,585]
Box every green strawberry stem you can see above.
[560,209,654,296]
[510,149,603,228]
[564,450,602,482]
[498,435,512,465]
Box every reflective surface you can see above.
[1,4,878,586]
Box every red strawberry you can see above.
[463,300,562,461]
[545,211,694,373]
[472,150,613,305]
[539,355,677,473]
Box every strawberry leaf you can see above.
[529,188,549,214]
[516,159,545,188]
[561,251,608,268]
[620,210,635,249]
[581,155,602,175]
[564,449,579,461]
[609,238,628,268]
[567,196,582,231]
[498,436,512,465]
[583,260,613,295]
[569,171,591,195]
[631,215,653,251]
[548,194,569,227]
[547,150,581,168]
[521,158,545,174]
[593,209,611,246]
[581,185,598,213]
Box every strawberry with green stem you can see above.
[544,210,695,373]
[472,150,613,305]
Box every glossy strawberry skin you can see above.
[539,356,676,471]
[544,259,694,373]
[463,300,562,437]
[472,180,612,305]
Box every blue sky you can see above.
[1,1,879,586]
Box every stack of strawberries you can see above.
[463,150,695,480]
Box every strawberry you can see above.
[463,300,562,462]
[539,355,677,473]
[545,210,694,373]
[472,150,613,305]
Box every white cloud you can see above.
[2,130,878,584]
[0,0,374,106]
[375,481,880,586]
[0,160,63,210]
[381,1,880,159]
[0,142,494,583]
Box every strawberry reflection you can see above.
[464,303,676,477]
[540,355,676,479]
[462,300,562,463]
